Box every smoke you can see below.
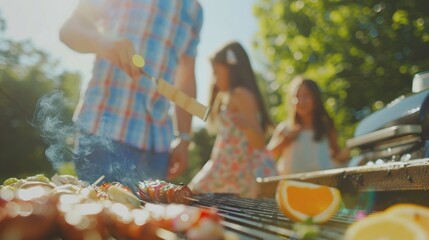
[32,90,141,190]
[32,90,115,171]
[32,90,78,170]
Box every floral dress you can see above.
[189,109,277,198]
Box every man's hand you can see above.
[97,38,141,79]
[59,1,140,80]
[167,140,189,180]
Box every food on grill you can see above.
[100,202,161,240]
[137,180,193,204]
[51,173,88,187]
[97,182,141,208]
[344,203,429,240]
[56,194,108,240]
[0,174,225,240]
[0,183,57,240]
[145,203,224,240]
[3,174,54,189]
[275,180,341,223]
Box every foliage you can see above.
[173,127,216,184]
[0,18,81,183]
[253,0,429,142]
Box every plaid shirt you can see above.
[74,0,203,152]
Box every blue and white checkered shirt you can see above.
[74,0,203,152]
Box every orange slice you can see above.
[344,212,428,240]
[384,203,429,235]
[275,180,341,223]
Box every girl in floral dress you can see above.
[188,41,277,198]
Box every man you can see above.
[60,0,203,188]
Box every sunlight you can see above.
[131,208,151,226]
[110,202,133,223]
[0,0,260,130]
[16,186,49,201]
[0,0,94,88]
[0,0,78,41]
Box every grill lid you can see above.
[354,89,429,138]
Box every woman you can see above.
[267,76,349,175]
[188,41,277,198]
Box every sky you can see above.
[0,0,260,128]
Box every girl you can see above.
[188,41,277,198]
[267,76,349,175]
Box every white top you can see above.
[277,129,335,175]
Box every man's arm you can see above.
[59,1,140,79]
[175,54,196,139]
[167,54,196,180]
[59,1,103,54]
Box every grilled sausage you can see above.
[137,180,193,204]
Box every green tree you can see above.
[172,127,216,184]
[254,0,429,142]
[0,16,81,182]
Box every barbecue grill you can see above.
[346,87,429,167]
[191,193,359,240]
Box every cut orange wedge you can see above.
[275,180,341,223]
[344,212,428,240]
[384,203,429,236]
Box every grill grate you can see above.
[191,193,363,240]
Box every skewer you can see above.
[138,196,198,205]
[91,175,105,187]
[183,196,199,203]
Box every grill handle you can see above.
[346,124,422,149]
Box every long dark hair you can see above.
[289,76,334,141]
[207,41,272,133]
